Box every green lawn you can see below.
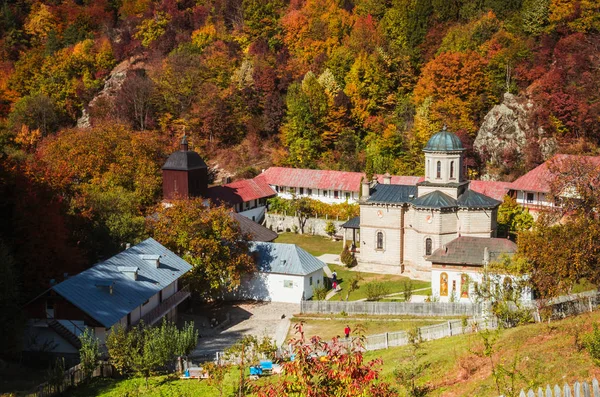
[327,264,431,301]
[274,233,342,257]
[287,316,452,341]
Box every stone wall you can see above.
[265,213,352,238]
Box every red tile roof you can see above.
[262,167,366,192]
[376,175,424,185]
[207,174,276,204]
[468,180,511,201]
[509,154,600,193]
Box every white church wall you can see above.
[359,205,403,266]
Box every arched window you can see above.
[376,231,384,250]
[450,161,455,179]
[425,238,432,256]
[436,161,441,179]
[440,272,448,297]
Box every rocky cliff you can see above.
[474,92,555,179]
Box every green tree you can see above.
[584,324,600,366]
[324,220,336,238]
[147,200,256,299]
[364,281,390,301]
[106,324,136,375]
[497,195,534,239]
[281,73,328,168]
[9,93,62,137]
[395,327,429,397]
[134,11,171,48]
[79,329,100,382]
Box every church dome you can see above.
[423,126,464,152]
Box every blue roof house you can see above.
[24,238,192,355]
[232,242,326,303]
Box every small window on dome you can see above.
[450,161,455,179]
[436,161,441,179]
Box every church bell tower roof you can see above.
[162,135,207,171]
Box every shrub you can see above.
[402,280,414,302]
[313,286,327,300]
[348,254,358,268]
[340,244,353,266]
[325,220,336,238]
[584,324,600,366]
[364,282,389,301]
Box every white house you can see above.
[428,236,532,303]
[233,242,326,303]
[24,238,192,355]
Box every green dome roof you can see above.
[423,126,464,152]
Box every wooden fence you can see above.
[505,378,600,397]
[23,361,114,397]
[300,300,482,317]
[364,316,497,351]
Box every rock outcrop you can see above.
[474,92,555,177]
[77,55,145,128]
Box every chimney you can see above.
[180,134,188,151]
[118,266,139,280]
[140,254,161,268]
[361,180,370,200]
[383,172,391,185]
[125,243,131,250]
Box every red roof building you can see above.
[508,154,600,211]
[207,174,276,206]
[468,180,511,201]
[261,167,365,192]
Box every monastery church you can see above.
[358,126,501,274]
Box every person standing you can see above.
[344,325,351,339]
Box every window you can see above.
[275,185,280,192]
[309,276,313,286]
[345,192,351,200]
[323,190,328,197]
[450,161,455,179]
[526,193,534,204]
[452,280,456,294]
[425,238,432,256]
[284,280,293,288]
[300,187,304,195]
[307,188,312,196]
[460,274,469,298]
[436,161,441,179]
[376,231,384,250]
[289,187,295,194]
[334,190,339,199]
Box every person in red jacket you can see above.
[344,325,351,339]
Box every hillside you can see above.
[1,1,600,178]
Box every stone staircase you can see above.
[48,319,82,350]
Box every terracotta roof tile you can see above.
[262,167,365,191]
[509,154,600,193]
[468,180,511,201]
[207,174,276,204]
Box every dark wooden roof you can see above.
[231,212,278,242]
[162,150,207,171]
[427,237,516,266]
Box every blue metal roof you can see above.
[411,191,458,209]
[52,238,192,328]
[457,189,501,209]
[250,242,326,276]
[423,127,464,152]
[366,184,417,204]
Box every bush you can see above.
[584,324,600,366]
[402,280,414,302]
[340,244,352,266]
[364,282,389,301]
[313,286,327,300]
[267,196,359,219]
[348,255,358,268]
[325,220,336,238]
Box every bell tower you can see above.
[161,135,208,200]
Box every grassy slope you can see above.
[327,264,431,301]
[369,310,600,396]
[274,233,342,257]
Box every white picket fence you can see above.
[505,378,600,397]
[364,316,497,351]
[300,300,482,317]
